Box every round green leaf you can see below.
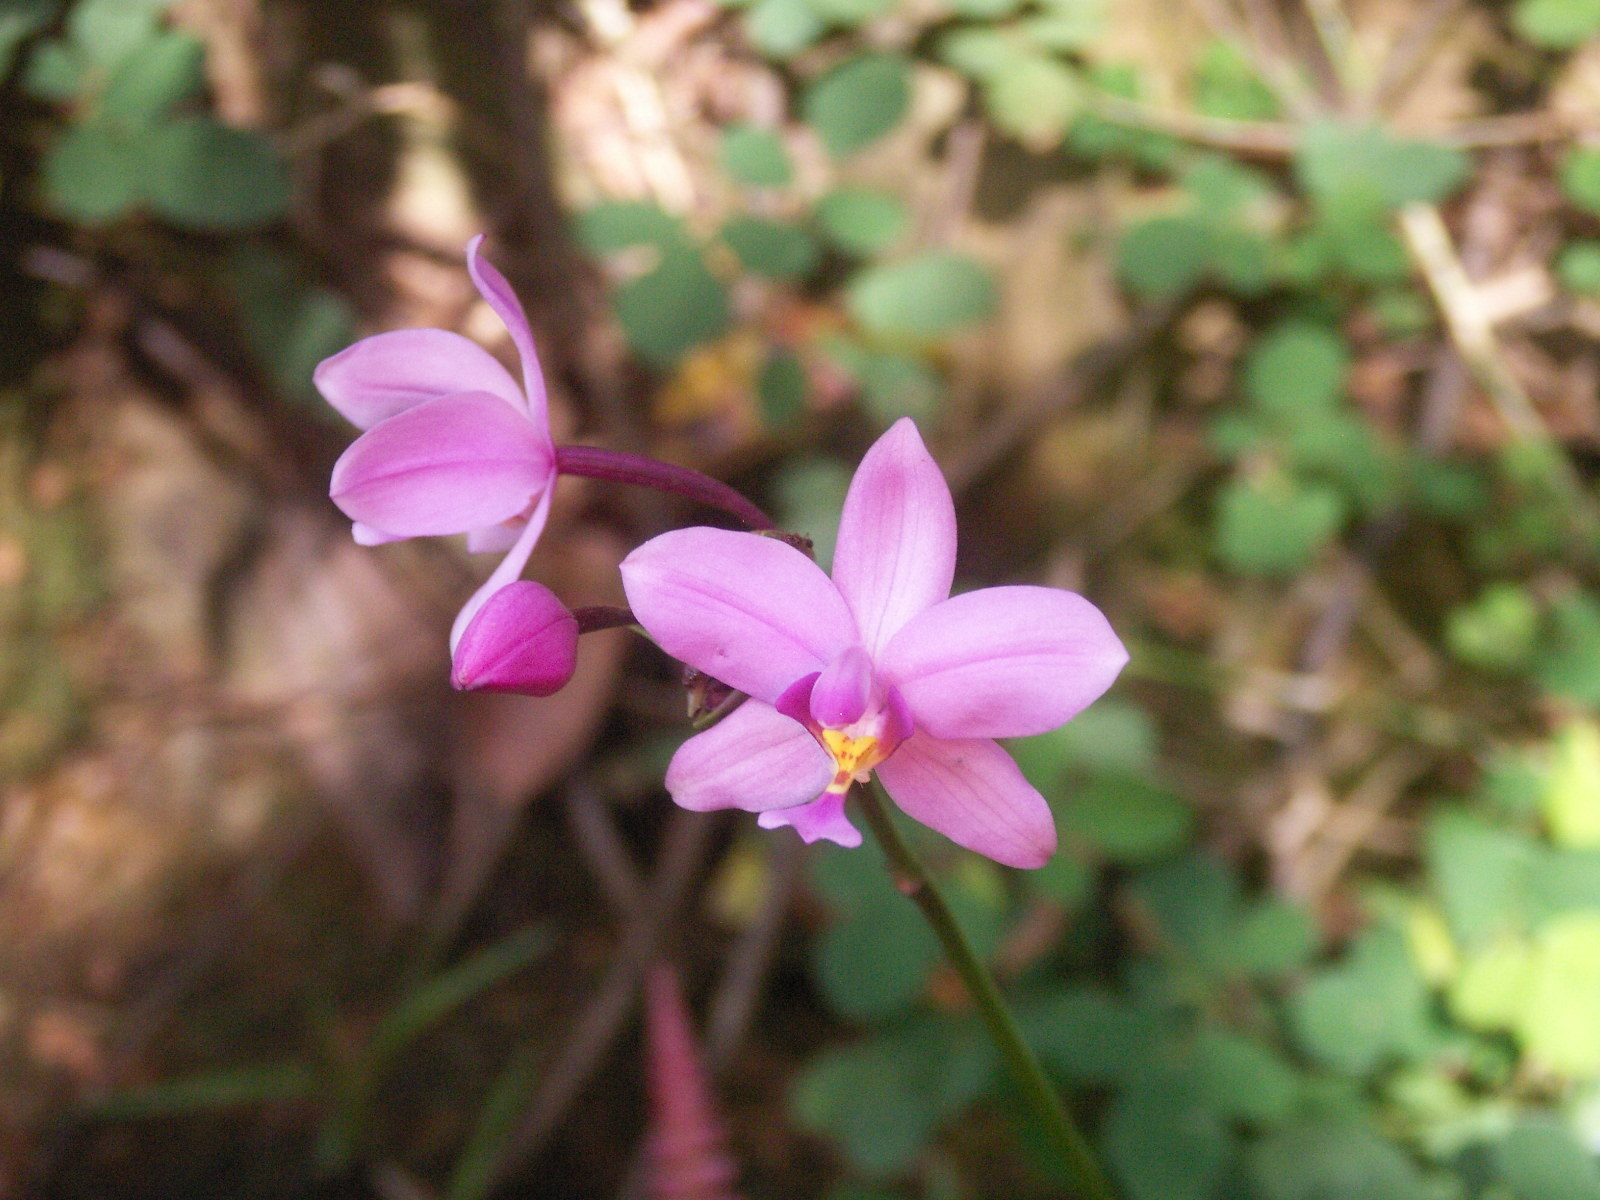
[144,117,290,230]
[719,125,792,187]
[611,245,729,366]
[847,251,996,339]
[1447,583,1540,672]
[1117,215,1215,298]
[1244,322,1348,417]
[1062,776,1193,864]
[808,0,895,22]
[720,215,818,279]
[1563,147,1600,218]
[101,29,204,126]
[815,188,907,256]
[1214,473,1345,576]
[1103,1080,1235,1200]
[42,118,142,222]
[1495,1116,1600,1200]
[576,201,683,254]
[1558,241,1600,296]
[802,53,910,159]
[1513,0,1600,48]
[983,54,1081,148]
[745,0,824,56]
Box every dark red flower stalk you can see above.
[643,964,741,1200]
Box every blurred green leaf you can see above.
[1543,721,1600,849]
[945,0,1024,15]
[144,116,289,229]
[1247,1122,1432,1200]
[1514,0,1600,48]
[1130,854,1240,968]
[612,245,729,366]
[575,200,683,253]
[1427,810,1540,948]
[938,26,1015,79]
[1565,148,1600,217]
[1519,911,1600,1076]
[1224,899,1318,977]
[757,347,808,429]
[1244,322,1347,418]
[86,1062,316,1120]
[1020,0,1103,51]
[1019,986,1166,1085]
[0,0,62,77]
[101,28,203,125]
[719,124,793,187]
[1192,40,1279,121]
[1536,593,1600,708]
[68,0,166,70]
[809,0,895,20]
[720,215,818,279]
[1450,935,1534,1032]
[1008,697,1158,791]
[1103,1076,1235,1200]
[847,251,996,340]
[816,188,908,256]
[1214,473,1345,576]
[1290,926,1431,1076]
[1028,847,1093,908]
[1447,583,1540,672]
[1062,776,1193,864]
[22,37,81,101]
[982,54,1081,147]
[1118,215,1214,298]
[802,54,911,158]
[1495,1115,1600,1200]
[1192,1028,1301,1125]
[1296,122,1468,210]
[746,0,824,56]
[41,117,142,222]
[791,1017,995,1175]
[1559,241,1600,296]
[775,456,851,569]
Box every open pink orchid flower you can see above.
[316,236,558,656]
[620,418,1128,869]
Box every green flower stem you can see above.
[857,779,1118,1200]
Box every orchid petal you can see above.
[467,522,523,554]
[665,700,832,814]
[877,733,1056,868]
[883,586,1128,739]
[314,328,525,429]
[758,793,862,848]
[467,235,550,437]
[450,484,554,653]
[451,580,578,695]
[832,418,957,656]
[621,528,857,704]
[352,522,406,546]
[811,646,872,729]
[330,391,553,538]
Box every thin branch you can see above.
[1370,0,1473,115]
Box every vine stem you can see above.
[856,780,1118,1200]
[555,444,775,531]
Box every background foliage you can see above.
[9,0,1600,1197]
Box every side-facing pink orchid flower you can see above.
[316,235,558,654]
[619,418,1128,869]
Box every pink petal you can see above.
[467,236,550,436]
[831,418,957,657]
[758,792,862,848]
[882,585,1127,739]
[665,700,833,814]
[451,580,578,695]
[352,522,405,546]
[450,485,554,652]
[876,733,1057,868]
[811,645,872,728]
[314,328,525,429]
[620,528,857,704]
[466,522,523,554]
[329,391,553,538]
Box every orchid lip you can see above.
[774,671,911,794]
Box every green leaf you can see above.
[101,28,203,125]
[1495,1115,1600,1200]
[41,118,142,222]
[575,200,683,253]
[1117,215,1213,298]
[791,1018,995,1175]
[1447,583,1540,672]
[1559,241,1600,296]
[0,0,62,78]
[1103,1078,1235,1200]
[1020,2,1103,51]
[802,54,911,159]
[1450,935,1534,1032]
[775,457,851,570]
[719,124,792,187]
[808,0,895,21]
[1248,1122,1432,1200]
[720,215,818,279]
[937,26,1015,79]
[1563,147,1600,218]
[1544,721,1600,849]
[1536,592,1600,708]
[847,251,995,340]
[1028,848,1093,908]
[1007,697,1157,791]
[1129,854,1240,967]
[86,1062,316,1120]
[612,245,730,366]
[1426,810,1540,948]
[745,0,824,56]
[982,54,1081,148]
[1192,39,1279,121]
[1518,912,1600,1076]
[1290,926,1431,1076]
[143,116,290,229]
[67,0,166,70]
[1224,899,1318,977]
[1296,121,1468,210]
[757,347,807,429]
[1214,473,1345,576]
[1018,987,1165,1085]
[1062,776,1193,864]
[1191,1029,1301,1125]
[850,349,943,425]
[945,0,1024,14]
[816,188,908,256]
[1244,322,1348,418]
[1514,0,1600,48]
[22,38,82,102]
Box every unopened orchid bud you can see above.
[451,580,578,696]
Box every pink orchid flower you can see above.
[316,235,558,653]
[619,418,1128,868]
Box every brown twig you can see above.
[1369,0,1474,115]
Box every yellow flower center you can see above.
[820,730,885,795]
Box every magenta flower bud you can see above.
[451,581,579,696]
